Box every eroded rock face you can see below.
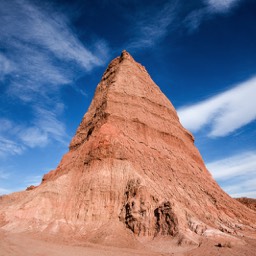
[119,178,178,237]
[119,179,156,236]
[0,50,255,245]
[154,201,178,236]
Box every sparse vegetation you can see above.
[216,241,232,248]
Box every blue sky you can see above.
[0,0,255,198]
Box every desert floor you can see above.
[1,230,256,256]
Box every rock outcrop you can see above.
[236,198,256,212]
[0,50,255,248]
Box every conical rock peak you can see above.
[0,52,255,250]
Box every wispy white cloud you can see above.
[0,165,50,195]
[18,127,48,148]
[206,0,241,13]
[0,53,14,80]
[207,151,256,180]
[185,0,242,31]
[184,8,208,32]
[18,107,68,148]
[206,151,256,198]
[17,5,104,71]
[0,0,109,103]
[184,8,208,31]
[127,0,243,48]
[0,119,25,157]
[128,1,179,49]
[0,137,25,157]
[0,119,13,133]
[0,106,68,156]
[177,76,256,137]
[223,180,256,198]
[0,0,107,71]
[0,0,109,157]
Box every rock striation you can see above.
[0,50,255,248]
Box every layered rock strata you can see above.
[0,51,255,246]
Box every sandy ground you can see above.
[1,230,256,256]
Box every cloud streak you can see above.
[222,179,256,198]
[0,0,109,103]
[128,1,179,49]
[185,0,242,31]
[18,2,105,71]
[0,137,25,157]
[0,106,68,157]
[206,151,256,198]
[127,0,243,49]
[177,76,256,137]
[18,106,68,148]
[0,0,110,158]
[207,151,256,180]
[0,53,13,80]
[206,0,241,13]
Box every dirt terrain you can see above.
[1,230,256,256]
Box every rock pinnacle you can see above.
[0,51,255,251]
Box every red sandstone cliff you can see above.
[0,51,255,249]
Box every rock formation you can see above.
[236,198,256,212]
[0,50,255,249]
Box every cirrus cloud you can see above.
[177,76,256,137]
[185,0,242,31]
[0,0,109,103]
[128,1,179,49]
[0,0,110,158]
[206,0,242,13]
[206,151,256,198]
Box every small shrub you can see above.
[216,241,232,248]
